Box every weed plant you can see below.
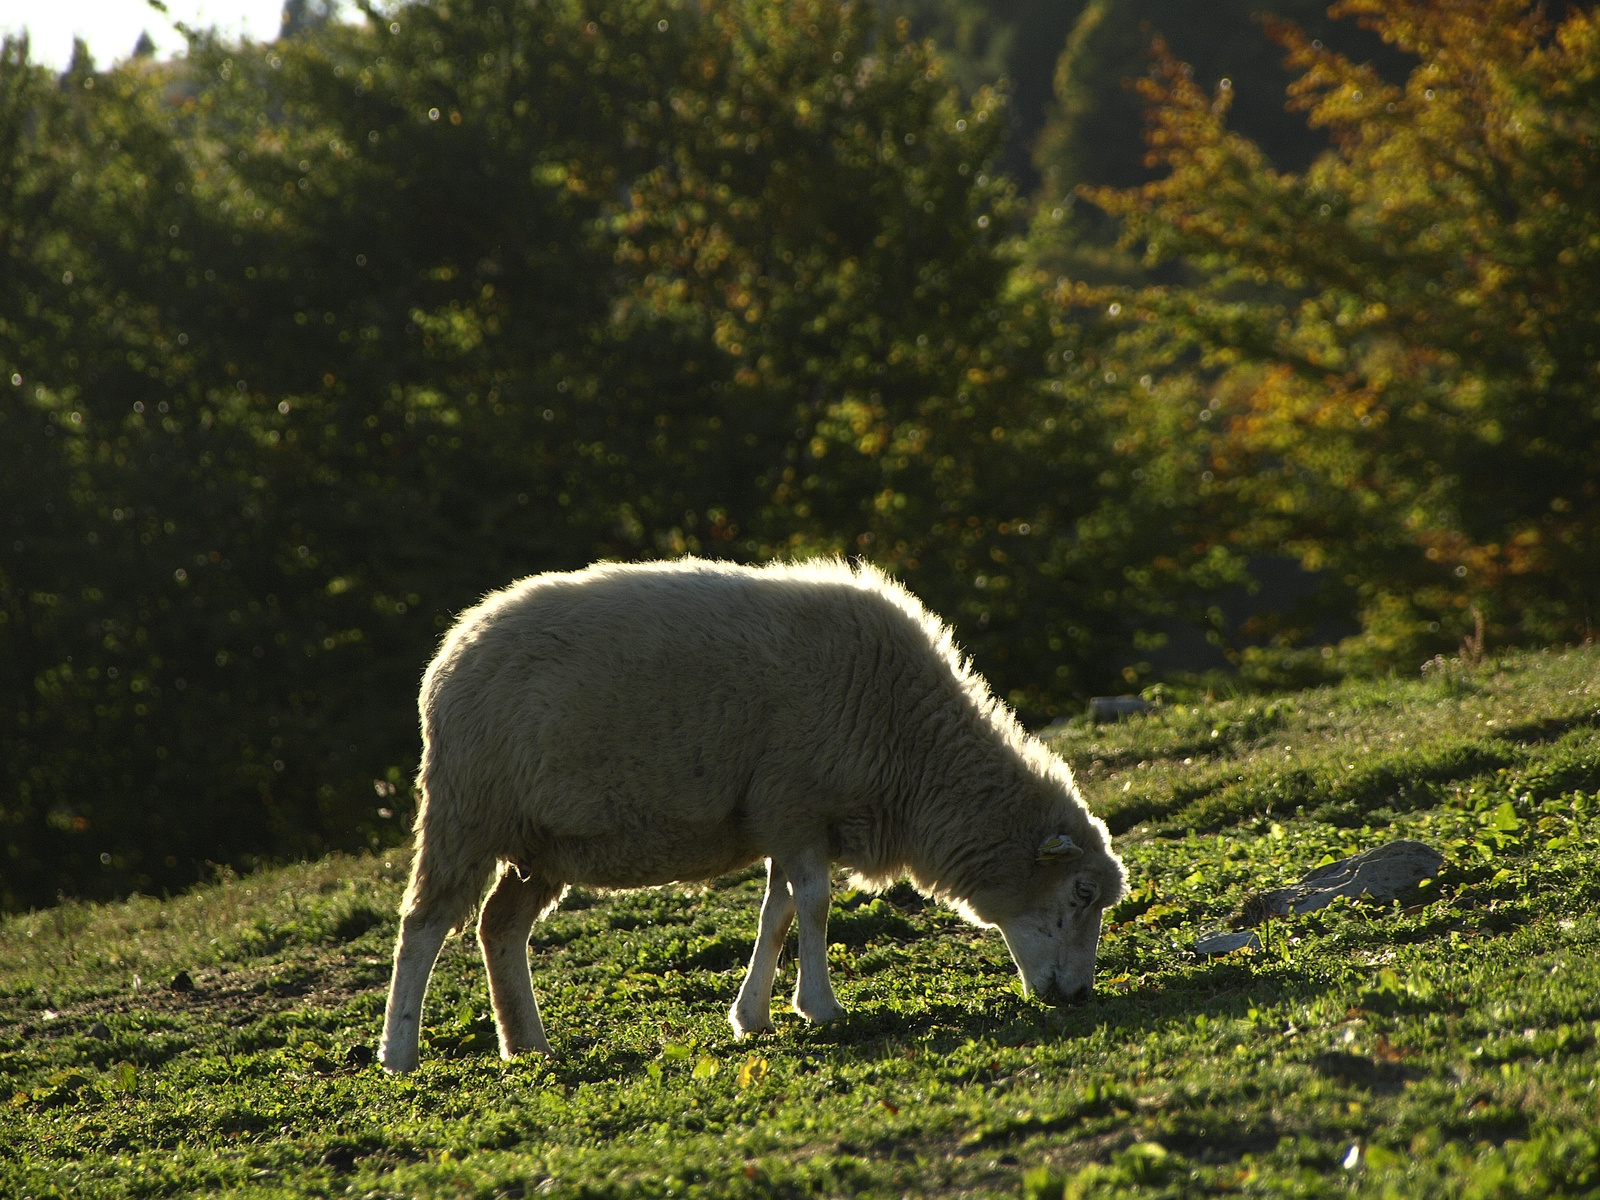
[3,645,1599,1197]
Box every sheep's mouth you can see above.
[1036,979,1093,1006]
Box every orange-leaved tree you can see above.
[1083,0,1600,664]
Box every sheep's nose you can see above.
[1040,980,1092,1007]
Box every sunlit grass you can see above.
[2,645,1598,1197]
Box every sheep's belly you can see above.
[540,823,761,889]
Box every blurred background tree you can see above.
[889,0,1084,184]
[0,0,1198,908]
[1082,0,1600,671]
[1,0,1592,908]
[1034,0,1412,192]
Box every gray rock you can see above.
[1194,929,1262,956]
[1089,695,1150,723]
[87,1021,111,1040]
[1241,839,1444,926]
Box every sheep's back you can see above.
[419,561,917,842]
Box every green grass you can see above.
[3,645,1600,1199]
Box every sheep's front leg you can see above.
[730,858,796,1038]
[479,867,561,1059]
[786,851,845,1025]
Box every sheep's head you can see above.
[966,827,1126,1005]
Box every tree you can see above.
[1082,0,1600,664]
[890,0,1090,184]
[1034,0,1412,203]
[4,0,1173,907]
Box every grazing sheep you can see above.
[379,558,1126,1073]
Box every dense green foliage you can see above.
[2,645,1598,1196]
[0,0,1200,909]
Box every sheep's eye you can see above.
[1072,880,1096,908]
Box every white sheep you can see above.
[379,558,1126,1072]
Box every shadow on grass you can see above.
[1305,1050,1420,1094]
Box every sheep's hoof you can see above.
[378,1047,419,1074]
[498,1043,555,1061]
[729,1007,775,1039]
[793,997,846,1026]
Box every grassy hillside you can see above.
[3,645,1599,1198]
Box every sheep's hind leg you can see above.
[381,830,494,1073]
[380,907,457,1074]
[730,858,796,1038]
[786,850,845,1025]
[479,866,562,1059]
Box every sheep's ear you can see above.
[1036,833,1082,862]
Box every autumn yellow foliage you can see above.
[1085,0,1600,661]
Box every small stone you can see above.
[1194,929,1261,956]
[167,970,195,993]
[87,1021,111,1040]
[344,1044,376,1068]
